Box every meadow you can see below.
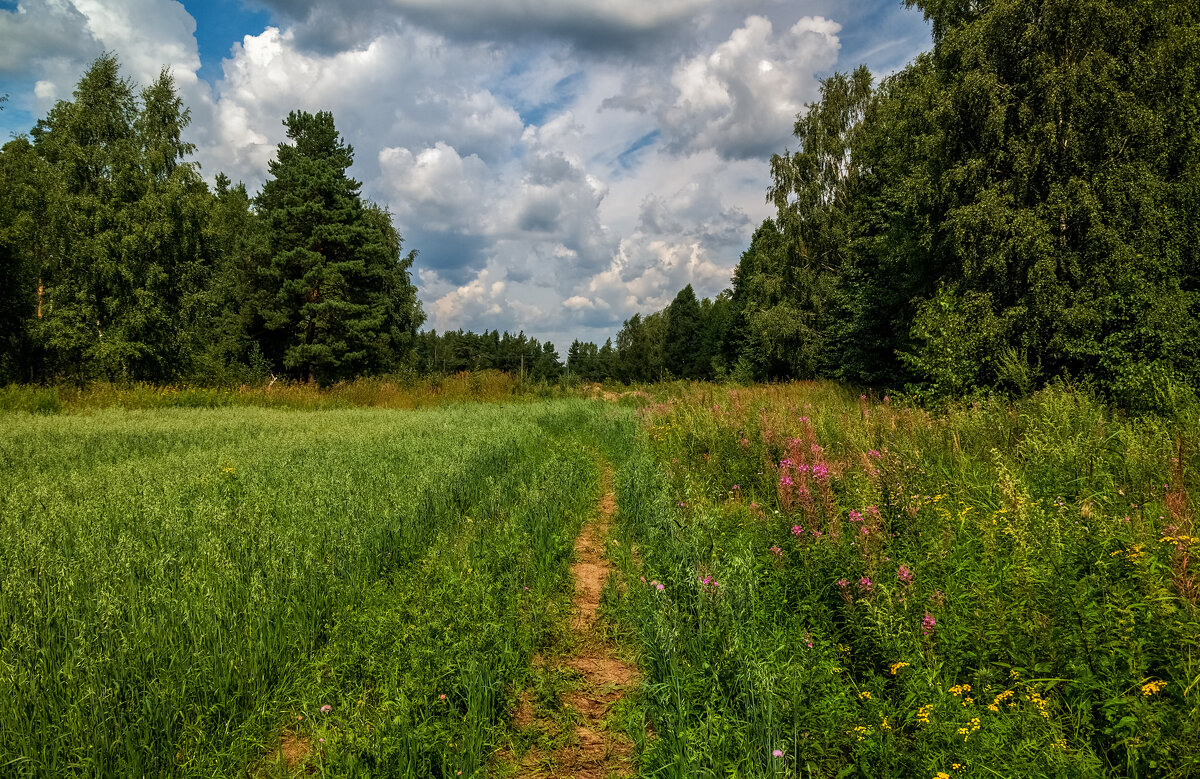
[1,380,1198,777]
[0,397,634,777]
[607,383,1200,778]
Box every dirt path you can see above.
[499,465,638,778]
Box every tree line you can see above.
[4,0,1198,409]
[0,55,422,386]
[565,0,1200,410]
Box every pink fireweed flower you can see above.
[812,463,829,480]
[848,510,864,522]
[780,457,793,468]
[791,525,804,537]
[922,612,936,635]
[860,526,870,536]
[656,583,665,592]
[320,704,332,713]
[772,749,784,758]
[780,474,794,487]
[836,579,849,588]
[867,449,882,459]
[769,545,782,558]
[898,565,914,585]
[859,576,873,591]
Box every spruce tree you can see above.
[255,110,422,383]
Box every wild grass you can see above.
[0,399,636,777]
[0,370,589,414]
[609,382,1200,778]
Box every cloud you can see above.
[253,0,723,53]
[656,15,842,159]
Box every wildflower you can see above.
[438,694,447,700]
[922,612,936,636]
[880,717,892,730]
[867,449,882,459]
[917,703,933,724]
[320,704,332,713]
[792,525,804,537]
[858,691,872,700]
[898,565,914,585]
[889,661,909,675]
[772,749,784,758]
[836,578,849,588]
[769,545,782,558]
[935,773,950,779]
[859,576,873,591]
[848,510,863,522]
[1141,680,1166,696]
[656,583,665,592]
[319,738,325,743]
[780,474,794,487]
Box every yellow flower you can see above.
[935,773,951,779]
[890,661,910,675]
[1141,680,1166,696]
[952,764,962,770]
[880,717,892,730]
[859,691,872,700]
[917,703,933,724]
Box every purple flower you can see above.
[859,576,873,591]
[922,612,936,636]
[780,474,794,487]
[836,578,849,589]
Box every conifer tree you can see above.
[254,110,422,383]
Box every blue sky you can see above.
[0,0,930,348]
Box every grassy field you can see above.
[2,381,1198,777]
[606,383,1200,778]
[0,398,634,777]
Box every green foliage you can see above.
[0,399,633,777]
[254,111,422,385]
[611,382,1200,777]
[717,0,1200,410]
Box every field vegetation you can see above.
[608,382,1200,777]
[0,397,633,776]
[2,379,1197,777]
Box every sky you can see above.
[0,0,931,350]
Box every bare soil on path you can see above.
[498,467,638,778]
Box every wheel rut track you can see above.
[502,464,638,778]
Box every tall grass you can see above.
[609,382,1200,778]
[0,399,635,777]
[0,370,587,414]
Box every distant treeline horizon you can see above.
[3,0,1198,411]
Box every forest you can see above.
[2,0,1198,407]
